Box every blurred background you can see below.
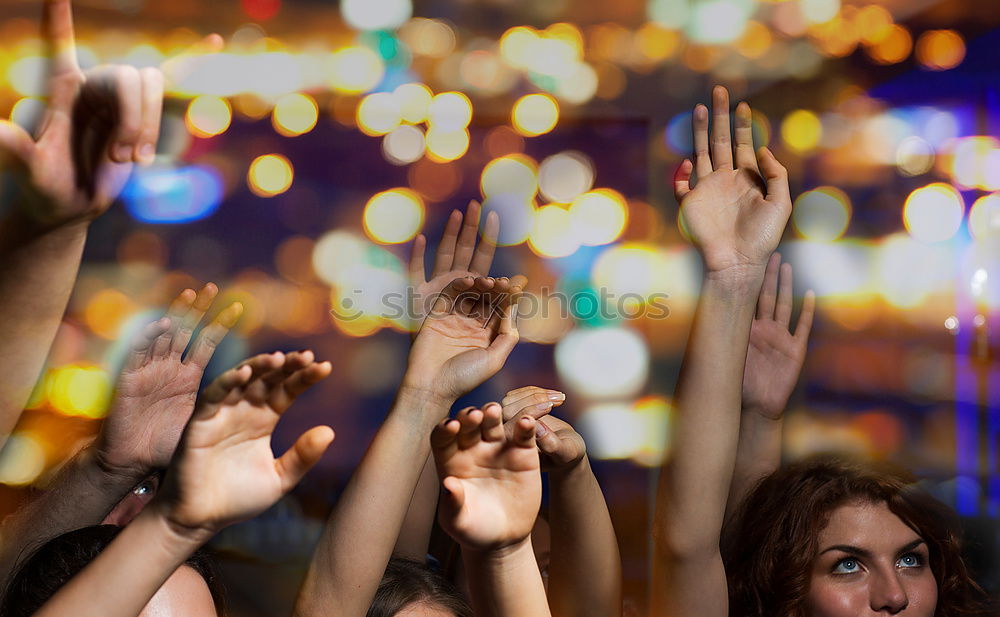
[1,0,999,614]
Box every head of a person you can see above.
[1,525,224,617]
[723,455,989,617]
[367,557,472,617]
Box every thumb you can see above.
[0,120,36,166]
[276,426,335,492]
[442,476,466,511]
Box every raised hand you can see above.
[95,284,242,475]
[404,275,522,402]
[743,254,815,420]
[500,386,586,471]
[0,0,166,227]
[408,200,502,325]
[674,86,792,275]
[156,351,334,538]
[433,404,541,550]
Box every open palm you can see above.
[743,254,815,419]
[160,351,333,535]
[675,87,792,274]
[98,284,242,473]
[433,404,541,550]
[406,276,521,401]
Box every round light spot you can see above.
[555,327,650,399]
[425,128,469,162]
[570,189,628,246]
[538,151,595,203]
[363,189,425,244]
[185,96,232,138]
[272,92,318,137]
[792,187,852,241]
[394,82,433,124]
[481,155,538,200]
[781,109,822,153]
[248,154,294,197]
[328,47,385,94]
[427,91,472,131]
[529,205,580,258]
[0,433,46,486]
[896,136,935,177]
[357,92,401,136]
[969,193,1000,243]
[341,0,412,31]
[382,125,426,165]
[903,183,964,243]
[46,365,112,418]
[512,93,559,137]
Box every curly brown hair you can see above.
[722,455,991,617]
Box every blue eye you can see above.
[833,558,861,574]
[897,553,923,568]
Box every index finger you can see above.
[43,0,80,78]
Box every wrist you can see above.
[549,453,590,481]
[396,378,457,409]
[741,403,786,423]
[462,535,533,563]
[134,500,214,552]
[86,445,149,488]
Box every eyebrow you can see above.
[819,539,926,558]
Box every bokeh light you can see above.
[341,0,412,31]
[122,165,224,224]
[363,189,425,244]
[185,95,232,138]
[481,194,535,246]
[357,92,402,136]
[512,93,559,137]
[916,29,965,71]
[481,154,538,200]
[969,193,1000,243]
[570,189,628,246]
[328,46,385,94]
[538,152,595,203]
[0,433,46,486]
[394,82,433,123]
[781,109,822,153]
[46,365,112,418]
[792,187,852,241]
[529,205,580,258]
[903,183,964,244]
[382,125,426,164]
[424,128,469,162]
[248,154,294,197]
[555,326,649,399]
[84,289,136,340]
[427,91,472,132]
[866,24,912,65]
[9,97,44,131]
[896,136,935,177]
[272,92,318,137]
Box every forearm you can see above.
[464,540,551,617]
[655,269,763,557]
[33,504,206,617]
[0,213,88,442]
[548,456,621,617]
[726,410,782,523]
[295,387,452,617]
[0,445,144,586]
[393,453,439,561]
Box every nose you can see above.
[870,570,909,614]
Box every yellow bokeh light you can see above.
[363,188,425,244]
[0,432,46,487]
[7,56,45,96]
[570,189,628,246]
[481,154,538,199]
[948,136,1000,190]
[792,187,852,241]
[866,24,912,65]
[854,4,894,45]
[427,91,472,132]
[84,289,136,340]
[896,136,935,177]
[529,204,580,258]
[425,128,470,162]
[512,93,559,137]
[969,193,1000,243]
[394,82,433,123]
[915,29,965,71]
[400,18,456,58]
[185,95,232,138]
[538,151,594,203]
[46,365,112,418]
[636,23,681,62]
[248,154,294,197]
[357,92,402,136]
[903,183,964,243]
[329,46,385,94]
[781,109,823,153]
[736,20,773,59]
[499,26,540,69]
[9,97,44,130]
[272,92,319,137]
[382,125,426,165]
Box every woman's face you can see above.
[138,565,216,617]
[805,500,937,617]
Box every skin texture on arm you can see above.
[394,200,501,561]
[651,86,793,617]
[726,255,815,524]
[0,286,241,586]
[31,351,334,617]
[501,387,622,617]
[0,0,165,445]
[295,275,522,617]
[434,404,551,617]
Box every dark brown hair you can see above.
[367,556,472,617]
[723,455,991,617]
[0,525,225,617]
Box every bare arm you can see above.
[0,286,239,585]
[393,201,501,561]
[652,86,793,617]
[0,0,164,443]
[434,405,550,617]
[33,352,334,617]
[726,256,815,523]
[296,276,521,617]
[501,387,622,617]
